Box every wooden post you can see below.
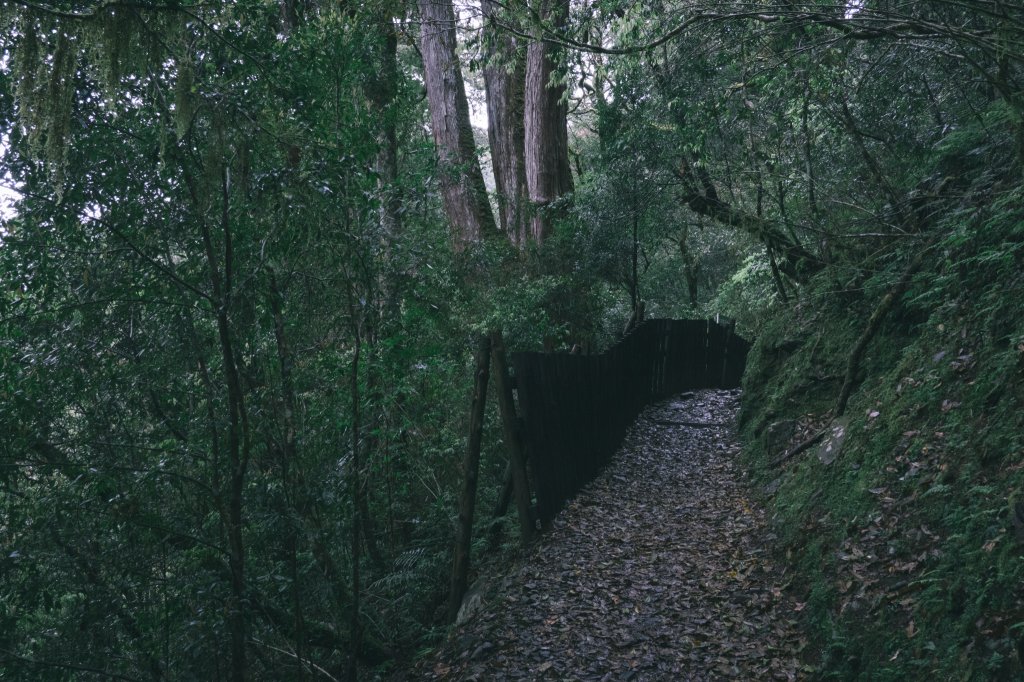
[490,330,537,546]
[447,335,491,622]
[490,462,514,521]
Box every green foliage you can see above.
[2,0,1023,678]
[0,1,492,678]
[709,252,779,338]
[740,148,1024,679]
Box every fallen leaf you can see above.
[406,391,804,681]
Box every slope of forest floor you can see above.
[737,176,1024,680]
[396,390,808,681]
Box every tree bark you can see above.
[489,330,535,546]
[524,0,574,243]
[673,157,820,279]
[630,174,639,315]
[482,0,529,247]
[678,223,699,307]
[490,461,514,520]
[801,76,818,219]
[367,17,402,245]
[767,247,790,303]
[267,271,307,682]
[279,0,299,37]
[418,0,496,249]
[191,166,250,682]
[447,335,491,622]
[347,318,362,682]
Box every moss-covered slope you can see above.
[740,165,1024,679]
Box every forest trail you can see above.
[404,390,808,681]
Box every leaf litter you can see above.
[401,390,808,680]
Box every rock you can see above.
[816,416,851,466]
[456,579,489,626]
[470,642,494,660]
[765,420,797,455]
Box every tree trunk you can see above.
[673,157,820,279]
[279,0,299,37]
[524,0,574,244]
[267,272,307,682]
[418,0,496,249]
[489,330,535,546]
[347,320,362,682]
[193,164,250,682]
[447,335,491,622]
[678,224,699,307]
[367,18,402,245]
[359,357,386,570]
[837,96,906,225]
[490,461,514,520]
[630,175,639,315]
[482,0,529,246]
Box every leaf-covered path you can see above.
[407,390,807,681]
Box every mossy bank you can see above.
[738,137,1024,680]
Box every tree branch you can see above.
[0,648,143,682]
[672,158,821,279]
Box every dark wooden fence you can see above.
[511,318,750,524]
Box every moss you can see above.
[740,179,1024,679]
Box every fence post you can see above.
[490,330,536,546]
[509,319,749,524]
[447,335,491,622]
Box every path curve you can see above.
[409,390,806,681]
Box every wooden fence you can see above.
[511,319,750,524]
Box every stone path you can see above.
[403,390,807,681]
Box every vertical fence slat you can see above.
[512,319,749,523]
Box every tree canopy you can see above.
[1,0,1022,679]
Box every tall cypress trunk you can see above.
[279,0,298,36]
[418,0,496,248]
[482,0,529,246]
[524,0,574,244]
